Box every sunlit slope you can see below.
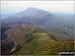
[2,24,56,55]
[13,38,74,55]
[13,32,57,55]
[3,24,73,55]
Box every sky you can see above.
[1,1,74,19]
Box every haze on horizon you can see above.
[1,1,74,19]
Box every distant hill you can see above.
[1,8,74,41]
[1,8,54,26]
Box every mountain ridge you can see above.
[1,24,74,55]
[1,8,74,55]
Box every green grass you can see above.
[13,30,74,55]
[2,24,74,55]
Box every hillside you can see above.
[1,8,54,26]
[1,24,74,55]
[1,8,74,55]
[1,8,74,41]
[12,40,74,55]
[1,24,56,55]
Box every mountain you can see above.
[1,24,56,54]
[1,8,54,26]
[1,8,74,41]
[1,8,74,55]
[1,24,74,55]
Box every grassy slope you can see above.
[1,24,74,55]
[44,25,73,41]
[7,24,73,55]
[13,37,74,55]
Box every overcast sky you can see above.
[1,1,74,18]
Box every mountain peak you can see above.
[25,7,43,12]
[26,7,41,10]
[24,7,52,16]
[26,7,38,10]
